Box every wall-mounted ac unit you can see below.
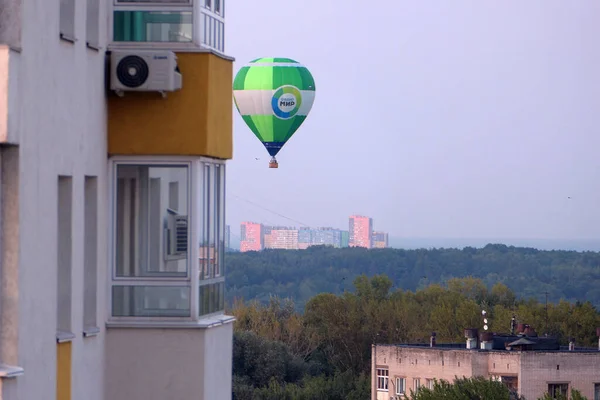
[165,212,188,261]
[110,50,182,97]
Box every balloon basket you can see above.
[269,157,279,169]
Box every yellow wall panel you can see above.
[108,52,233,159]
[56,342,72,400]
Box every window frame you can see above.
[109,0,225,51]
[395,376,406,395]
[86,0,101,49]
[109,155,227,323]
[547,383,569,398]
[111,160,193,282]
[109,156,208,323]
[413,378,421,393]
[376,367,389,392]
[60,0,77,43]
[197,160,226,318]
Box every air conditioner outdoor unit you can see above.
[165,211,188,261]
[110,50,182,97]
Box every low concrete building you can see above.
[372,326,600,400]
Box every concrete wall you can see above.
[519,352,600,400]
[1,0,109,398]
[105,323,234,400]
[374,346,478,399]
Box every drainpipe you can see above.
[372,344,377,400]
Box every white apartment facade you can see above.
[0,0,234,399]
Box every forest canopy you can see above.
[226,244,600,312]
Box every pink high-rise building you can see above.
[349,215,373,248]
[240,222,263,252]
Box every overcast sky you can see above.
[224,0,600,242]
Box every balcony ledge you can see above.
[106,314,235,329]
[0,364,24,379]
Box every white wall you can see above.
[6,0,109,398]
[105,322,234,400]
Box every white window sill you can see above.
[59,34,77,44]
[83,326,100,338]
[86,42,102,51]
[106,314,235,329]
[0,364,24,378]
[56,331,76,343]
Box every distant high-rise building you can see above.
[349,215,373,248]
[240,222,263,252]
[372,231,389,248]
[264,226,299,249]
[312,227,342,247]
[296,227,343,248]
[340,231,350,248]
[225,224,231,249]
[298,227,312,249]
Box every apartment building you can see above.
[372,327,600,400]
[298,227,345,249]
[240,221,263,252]
[372,231,389,248]
[263,226,299,250]
[0,0,234,399]
[349,215,373,248]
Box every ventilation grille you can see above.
[116,55,149,88]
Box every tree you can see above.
[537,389,588,400]
[409,377,525,400]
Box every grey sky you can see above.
[225,0,600,241]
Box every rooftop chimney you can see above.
[464,328,479,349]
[510,315,516,335]
[430,332,436,347]
[596,327,600,351]
[568,338,575,351]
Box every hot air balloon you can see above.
[233,58,316,168]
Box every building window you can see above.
[112,163,191,318]
[86,0,100,48]
[83,176,99,335]
[548,383,568,398]
[110,158,226,321]
[425,378,434,390]
[376,368,389,391]
[113,0,193,43]
[57,176,73,339]
[594,383,599,400]
[413,378,421,393]
[395,377,406,395]
[198,162,225,316]
[60,0,76,42]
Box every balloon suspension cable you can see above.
[269,156,279,169]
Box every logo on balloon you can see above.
[271,85,302,119]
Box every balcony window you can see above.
[112,0,224,51]
[113,11,193,42]
[198,162,225,316]
[110,158,226,322]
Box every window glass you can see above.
[115,165,189,278]
[199,281,225,316]
[112,286,190,317]
[116,0,190,2]
[113,11,193,42]
[199,162,225,281]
